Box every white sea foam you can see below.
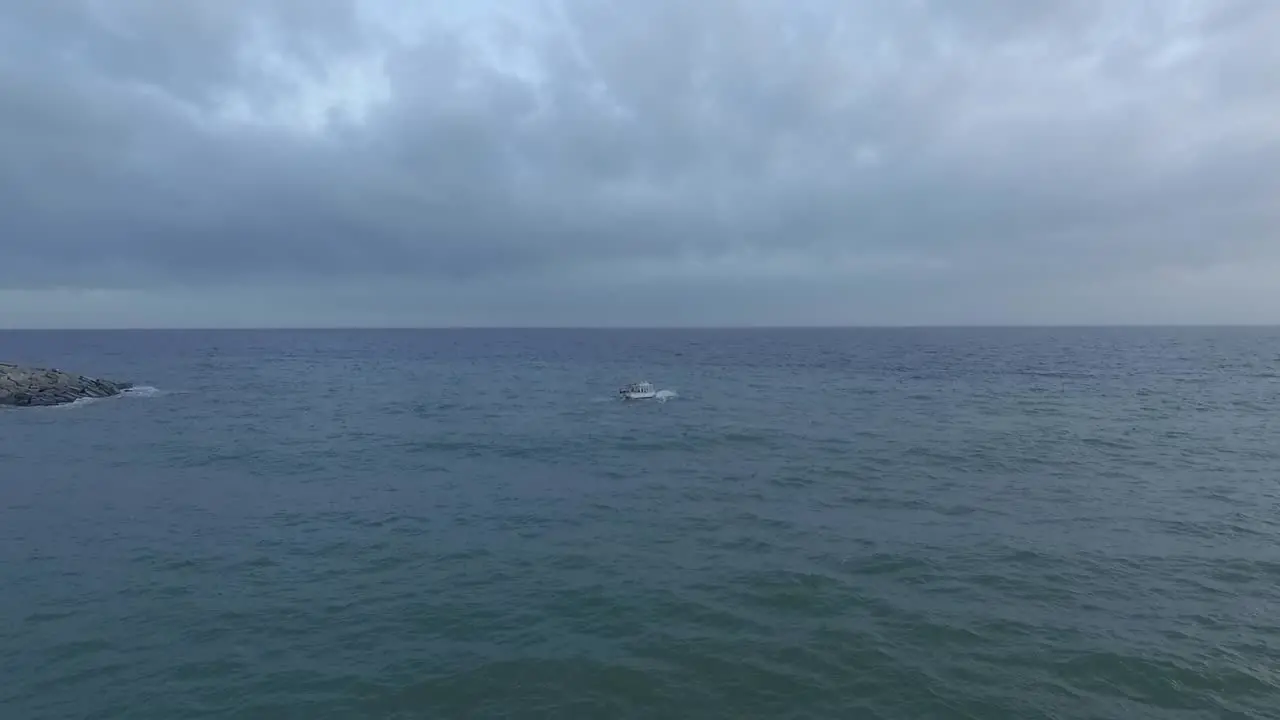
[42,385,164,410]
[59,396,104,409]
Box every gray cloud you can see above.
[2,0,1278,327]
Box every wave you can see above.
[43,385,164,410]
[54,396,106,409]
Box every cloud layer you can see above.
[2,0,1278,326]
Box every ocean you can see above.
[2,327,1278,719]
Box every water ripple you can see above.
[3,328,1280,718]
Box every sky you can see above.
[1,0,1278,328]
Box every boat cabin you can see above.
[619,381,656,398]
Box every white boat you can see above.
[619,381,657,400]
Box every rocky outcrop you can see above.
[0,363,133,407]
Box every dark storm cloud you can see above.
[1,0,1278,325]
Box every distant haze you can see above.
[2,1,1279,328]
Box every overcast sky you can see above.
[2,0,1278,328]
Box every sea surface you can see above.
[2,327,1279,719]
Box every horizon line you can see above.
[3,323,1280,332]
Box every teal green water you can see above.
[2,328,1278,718]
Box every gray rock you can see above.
[0,362,133,407]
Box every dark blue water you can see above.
[2,328,1279,719]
